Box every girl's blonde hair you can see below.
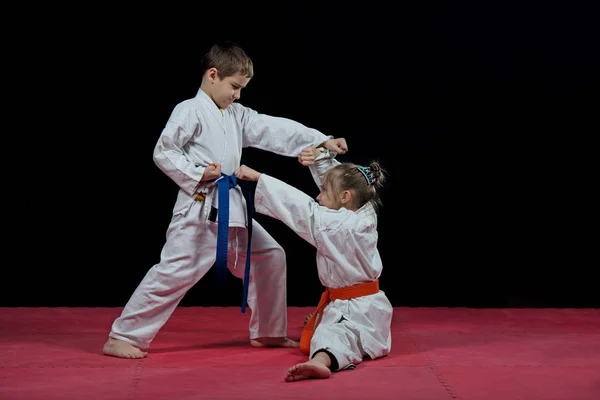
[323,160,386,211]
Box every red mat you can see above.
[1,307,598,399]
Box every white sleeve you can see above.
[254,174,322,247]
[234,104,332,156]
[308,149,341,190]
[152,104,205,196]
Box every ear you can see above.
[340,190,352,205]
[207,67,219,83]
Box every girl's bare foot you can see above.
[250,337,299,348]
[284,360,331,382]
[102,338,148,359]
[304,312,313,326]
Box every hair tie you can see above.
[356,166,375,185]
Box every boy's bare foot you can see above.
[284,360,331,382]
[103,338,148,359]
[250,337,300,348]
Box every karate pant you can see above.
[108,201,288,349]
[309,300,392,371]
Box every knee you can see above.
[260,244,286,265]
[250,244,286,270]
[273,245,286,264]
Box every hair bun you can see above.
[370,164,380,180]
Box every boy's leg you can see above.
[228,221,296,347]
[104,210,218,358]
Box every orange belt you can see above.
[299,280,379,355]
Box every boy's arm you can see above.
[153,106,209,196]
[235,104,339,157]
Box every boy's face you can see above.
[206,68,250,109]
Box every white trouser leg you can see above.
[310,320,364,371]
[109,203,218,348]
[228,220,288,339]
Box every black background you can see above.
[5,3,598,308]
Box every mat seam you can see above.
[404,327,461,400]
[128,358,145,398]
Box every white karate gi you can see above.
[109,88,330,348]
[253,152,393,371]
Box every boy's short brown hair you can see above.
[201,41,254,79]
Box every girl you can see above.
[235,146,392,382]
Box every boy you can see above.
[103,41,348,359]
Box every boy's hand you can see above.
[235,164,262,181]
[201,162,221,181]
[323,137,348,154]
[297,146,320,166]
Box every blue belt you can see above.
[214,173,254,313]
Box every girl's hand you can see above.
[235,164,262,181]
[298,146,319,166]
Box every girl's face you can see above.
[316,174,343,210]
